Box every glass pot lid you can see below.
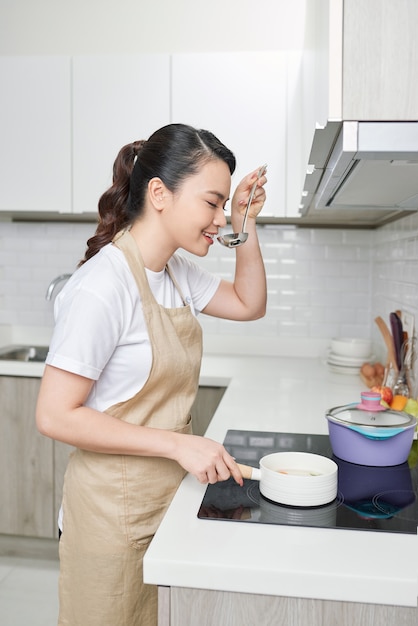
[327,391,416,429]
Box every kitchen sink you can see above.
[0,344,49,362]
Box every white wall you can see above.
[0,0,308,54]
[1,214,417,351]
[0,221,373,347]
[2,216,417,359]
[373,214,418,344]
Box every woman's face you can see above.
[166,159,231,256]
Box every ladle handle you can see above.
[241,164,267,234]
[236,463,261,481]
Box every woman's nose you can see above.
[213,207,227,228]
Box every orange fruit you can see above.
[390,395,408,411]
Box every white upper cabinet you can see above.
[0,55,170,216]
[0,56,72,213]
[171,52,295,217]
[72,55,170,215]
[0,52,303,219]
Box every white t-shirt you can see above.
[46,243,220,412]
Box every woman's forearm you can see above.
[232,218,267,319]
[35,366,243,485]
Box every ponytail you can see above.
[79,140,145,265]
[79,124,235,265]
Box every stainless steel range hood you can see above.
[300,121,418,225]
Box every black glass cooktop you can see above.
[198,430,418,534]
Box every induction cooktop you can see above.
[197,430,418,534]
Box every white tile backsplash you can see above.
[372,213,418,336]
[1,216,418,351]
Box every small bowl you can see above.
[330,337,372,359]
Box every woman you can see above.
[36,123,267,625]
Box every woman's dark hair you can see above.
[79,123,236,264]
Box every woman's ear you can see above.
[148,177,169,211]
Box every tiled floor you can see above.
[0,556,59,625]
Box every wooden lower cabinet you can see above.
[0,378,223,541]
[0,376,72,540]
[0,376,53,538]
[158,587,417,626]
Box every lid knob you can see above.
[358,391,385,411]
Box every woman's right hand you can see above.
[172,434,243,486]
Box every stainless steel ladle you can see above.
[217,164,267,248]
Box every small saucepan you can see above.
[237,451,338,507]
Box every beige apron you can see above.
[58,230,203,626]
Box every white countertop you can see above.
[144,354,418,608]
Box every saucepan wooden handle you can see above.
[236,463,261,481]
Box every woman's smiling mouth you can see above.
[203,231,216,243]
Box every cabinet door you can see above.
[304,0,418,124]
[72,55,171,215]
[0,56,72,213]
[343,0,418,120]
[171,52,287,217]
[0,377,54,538]
[286,50,306,218]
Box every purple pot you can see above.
[326,393,416,467]
[326,417,415,466]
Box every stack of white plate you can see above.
[327,337,373,375]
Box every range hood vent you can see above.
[300,122,418,222]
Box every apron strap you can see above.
[165,264,188,307]
[113,229,189,307]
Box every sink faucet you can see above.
[45,274,72,301]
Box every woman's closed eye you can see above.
[207,201,228,212]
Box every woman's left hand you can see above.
[231,166,267,221]
[203,166,267,321]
